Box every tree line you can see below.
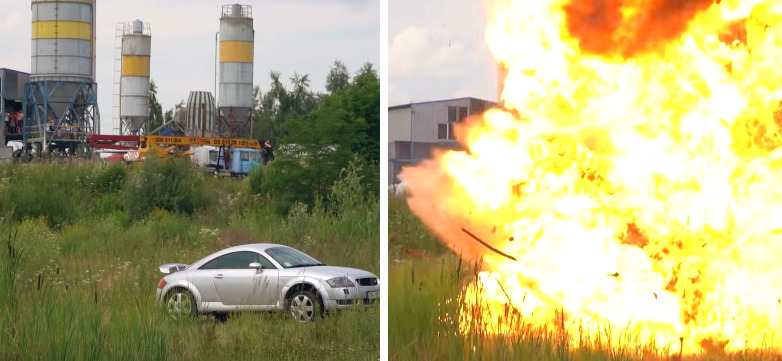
[147,60,380,212]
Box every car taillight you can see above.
[157,278,167,289]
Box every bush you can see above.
[256,157,312,215]
[124,155,211,221]
[328,158,366,216]
[248,163,264,195]
[0,165,87,228]
[93,162,127,194]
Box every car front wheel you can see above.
[165,288,196,319]
[289,290,322,322]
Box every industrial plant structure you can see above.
[24,0,99,154]
[0,1,263,163]
[116,19,151,136]
[185,91,217,138]
[217,4,254,139]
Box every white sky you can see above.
[389,0,499,107]
[0,0,379,135]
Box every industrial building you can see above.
[1,68,31,146]
[388,97,498,185]
[0,1,258,161]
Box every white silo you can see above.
[217,4,254,139]
[31,0,95,83]
[27,0,99,151]
[119,20,151,135]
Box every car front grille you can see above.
[356,277,378,286]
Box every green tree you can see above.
[255,61,380,209]
[147,80,164,135]
[252,71,319,145]
[345,62,380,164]
[326,60,350,94]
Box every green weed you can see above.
[0,161,379,361]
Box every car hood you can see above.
[285,265,376,280]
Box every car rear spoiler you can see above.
[159,263,189,274]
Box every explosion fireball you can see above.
[400,0,782,354]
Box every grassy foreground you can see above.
[0,160,379,361]
[388,198,780,361]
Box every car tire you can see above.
[165,288,197,319]
[213,312,229,323]
[289,290,323,322]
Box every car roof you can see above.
[186,243,294,268]
[219,243,290,253]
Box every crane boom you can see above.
[140,135,261,150]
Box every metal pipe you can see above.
[0,73,5,147]
[214,31,219,105]
[409,101,413,164]
[201,103,206,137]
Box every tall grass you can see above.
[0,159,379,361]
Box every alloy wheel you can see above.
[166,290,194,319]
[290,294,316,322]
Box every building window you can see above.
[438,123,456,140]
[448,106,468,123]
[438,123,448,139]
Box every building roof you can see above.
[388,96,497,110]
[0,68,30,76]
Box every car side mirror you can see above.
[249,262,263,269]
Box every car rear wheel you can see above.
[166,288,196,319]
[289,290,322,322]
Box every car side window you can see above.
[218,251,260,269]
[258,255,276,269]
[200,258,219,270]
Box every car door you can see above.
[212,251,279,306]
[189,258,221,303]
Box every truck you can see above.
[188,145,262,176]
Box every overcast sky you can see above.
[389,0,498,107]
[0,0,379,135]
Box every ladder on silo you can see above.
[112,23,124,135]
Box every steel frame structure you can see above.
[217,108,252,139]
[22,80,99,155]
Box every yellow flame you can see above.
[401,0,782,354]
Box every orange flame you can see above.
[400,0,782,354]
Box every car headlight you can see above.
[326,276,355,288]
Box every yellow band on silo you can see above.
[32,0,93,3]
[121,56,150,77]
[32,21,91,40]
[220,41,253,63]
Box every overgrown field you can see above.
[0,158,379,361]
[388,198,778,361]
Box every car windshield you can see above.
[265,247,325,269]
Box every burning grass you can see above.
[389,198,782,361]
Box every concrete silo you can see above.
[217,4,254,139]
[119,20,151,135]
[25,0,99,153]
[185,91,216,138]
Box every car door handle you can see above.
[214,274,224,279]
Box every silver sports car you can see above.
[155,243,380,321]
